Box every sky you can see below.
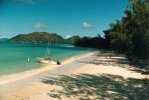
[0,0,128,38]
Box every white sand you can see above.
[72,64,146,79]
[0,52,94,85]
[73,56,149,79]
[0,52,148,100]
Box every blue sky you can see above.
[0,0,128,38]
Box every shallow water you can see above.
[0,42,92,75]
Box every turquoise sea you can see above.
[0,42,92,75]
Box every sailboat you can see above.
[36,57,49,63]
[36,41,61,65]
[36,42,52,64]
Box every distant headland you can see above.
[10,32,80,44]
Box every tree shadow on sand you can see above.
[78,51,149,75]
[42,74,149,100]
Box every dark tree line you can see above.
[74,0,149,59]
[104,0,149,59]
[74,34,106,49]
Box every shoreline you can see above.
[0,51,148,100]
[0,52,96,86]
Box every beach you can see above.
[0,51,149,100]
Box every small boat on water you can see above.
[36,57,61,65]
[36,42,52,63]
[36,42,61,65]
[36,57,50,64]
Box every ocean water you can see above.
[0,42,92,75]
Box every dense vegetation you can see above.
[74,0,149,59]
[104,0,149,59]
[10,32,82,44]
[11,32,65,43]
[64,36,81,44]
[74,34,106,49]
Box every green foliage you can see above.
[110,32,128,51]
[104,0,149,59]
[74,34,106,49]
[65,36,81,44]
[11,32,65,43]
[11,32,84,45]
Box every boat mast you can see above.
[46,41,51,58]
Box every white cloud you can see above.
[33,22,48,29]
[82,22,93,29]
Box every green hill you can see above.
[65,36,81,44]
[10,32,65,43]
